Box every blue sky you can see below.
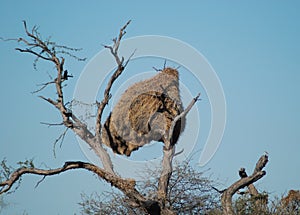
[1,1,299,214]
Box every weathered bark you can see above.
[1,21,200,215]
[158,145,175,203]
[0,161,134,195]
[238,167,268,208]
[221,154,268,215]
[0,161,160,214]
[11,21,119,174]
[157,94,200,205]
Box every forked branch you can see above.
[12,21,80,129]
[220,154,269,215]
[157,93,201,205]
[0,161,166,215]
[1,21,200,215]
[95,20,132,137]
[4,21,136,174]
[0,161,136,195]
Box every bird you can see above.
[101,67,185,156]
[63,70,73,80]
[239,168,248,178]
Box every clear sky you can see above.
[0,1,299,214]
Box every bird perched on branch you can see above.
[101,67,185,156]
[238,168,248,178]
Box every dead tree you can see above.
[217,154,269,215]
[0,21,200,214]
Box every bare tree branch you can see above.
[238,168,259,196]
[84,20,134,174]
[51,127,69,158]
[13,21,74,129]
[167,93,201,147]
[31,70,73,94]
[157,93,201,205]
[34,175,46,188]
[1,21,205,215]
[15,47,52,61]
[0,161,168,214]
[5,21,118,174]
[221,154,269,215]
[212,186,226,194]
[95,20,132,137]
[0,161,134,195]
[40,122,64,127]
[31,80,56,94]
[103,20,131,65]
[237,167,268,209]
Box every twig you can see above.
[40,122,64,127]
[5,21,116,174]
[163,60,167,69]
[152,66,162,72]
[212,186,226,194]
[174,149,184,157]
[31,80,56,94]
[52,127,69,158]
[35,175,46,188]
[31,70,73,94]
